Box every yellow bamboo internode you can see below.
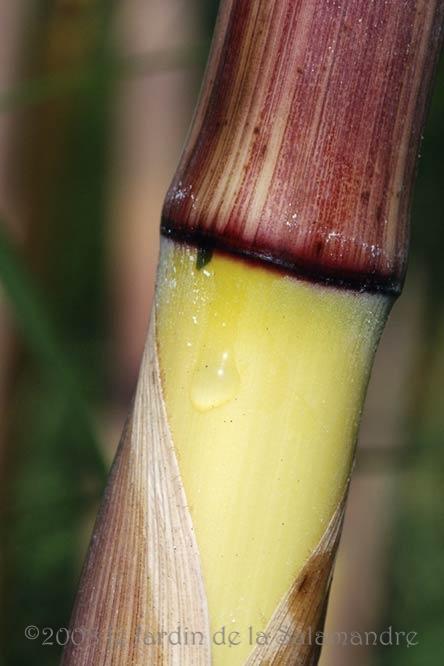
[156,238,389,665]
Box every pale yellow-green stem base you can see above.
[155,238,390,665]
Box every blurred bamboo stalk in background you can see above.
[1,2,114,663]
[109,0,202,400]
[0,0,25,467]
[63,1,444,665]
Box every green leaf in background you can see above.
[0,221,106,479]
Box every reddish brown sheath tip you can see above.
[162,0,444,295]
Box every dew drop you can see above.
[191,349,240,411]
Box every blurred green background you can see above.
[0,2,442,665]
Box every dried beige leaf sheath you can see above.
[62,317,211,665]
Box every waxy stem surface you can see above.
[156,238,390,665]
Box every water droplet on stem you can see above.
[191,348,240,411]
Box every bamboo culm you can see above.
[63,2,444,665]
